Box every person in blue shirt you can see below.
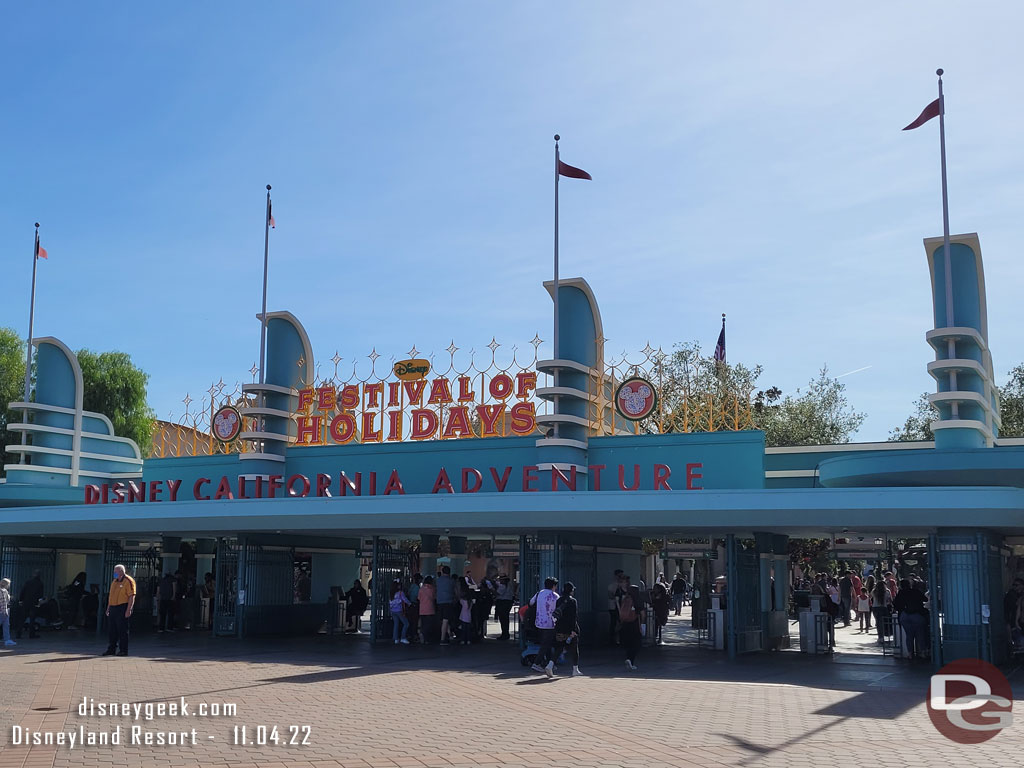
[435,566,456,645]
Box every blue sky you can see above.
[2,3,1022,441]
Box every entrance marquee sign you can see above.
[293,371,540,446]
[615,376,657,421]
[82,461,704,503]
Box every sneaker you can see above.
[394,639,399,644]
[4,640,16,646]
[544,661,554,678]
[102,648,116,656]
[400,638,410,644]
[625,660,633,671]
[116,651,128,657]
[571,666,583,677]
[531,663,544,673]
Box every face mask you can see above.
[114,572,121,579]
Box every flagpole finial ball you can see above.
[936,68,943,76]
[554,134,560,141]
[34,222,39,228]
[266,184,272,191]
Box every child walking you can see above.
[856,587,871,632]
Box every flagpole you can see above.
[257,185,272,446]
[21,223,40,462]
[937,69,953,330]
[721,314,726,365]
[553,135,561,440]
[553,135,560,362]
[259,185,271,388]
[936,69,959,417]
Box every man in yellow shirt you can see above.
[103,564,136,657]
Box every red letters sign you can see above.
[82,462,702,504]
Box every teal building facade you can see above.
[1,234,1022,668]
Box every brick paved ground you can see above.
[0,618,1022,768]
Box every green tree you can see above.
[655,344,865,447]
[654,341,764,434]
[757,367,865,447]
[0,328,27,475]
[998,364,1024,438]
[888,392,936,442]
[76,349,156,452]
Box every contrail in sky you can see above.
[837,365,873,379]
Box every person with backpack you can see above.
[529,577,560,677]
[618,576,645,671]
[651,582,671,644]
[552,582,583,677]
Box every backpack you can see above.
[522,596,538,630]
[618,593,636,623]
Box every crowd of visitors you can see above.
[359,565,517,647]
[801,568,933,660]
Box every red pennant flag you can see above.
[903,98,940,131]
[37,245,47,259]
[557,160,592,180]
[268,200,275,229]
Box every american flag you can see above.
[268,200,275,229]
[713,318,725,363]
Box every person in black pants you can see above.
[838,571,854,627]
[18,571,44,639]
[552,582,583,676]
[494,575,515,640]
[530,577,560,677]
[103,565,136,657]
[157,572,176,632]
[620,579,645,671]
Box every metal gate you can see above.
[0,540,57,600]
[240,541,295,636]
[983,535,1009,665]
[370,537,410,643]
[726,534,762,657]
[101,541,161,635]
[519,535,556,598]
[558,540,597,638]
[213,538,239,636]
[935,534,982,662]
